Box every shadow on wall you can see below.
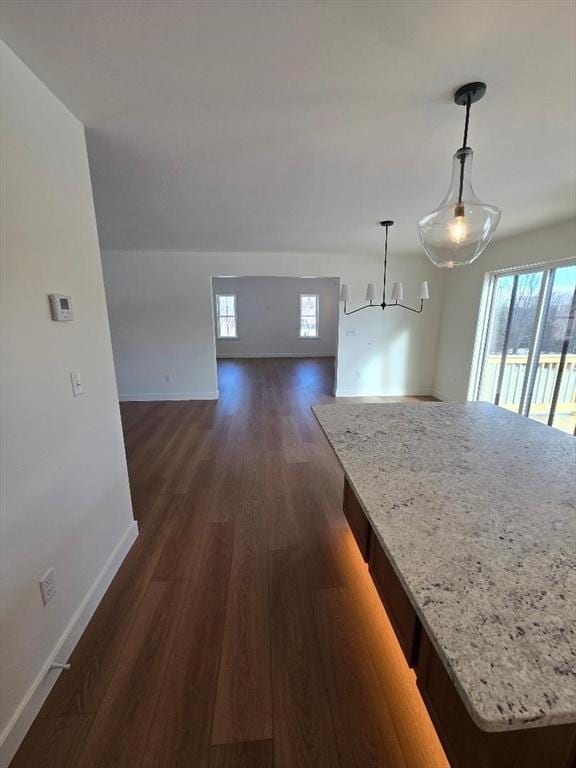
[363,325,410,394]
[337,296,422,396]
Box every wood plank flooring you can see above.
[11,358,449,768]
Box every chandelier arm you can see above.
[388,300,425,314]
[343,302,381,316]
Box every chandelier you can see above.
[340,221,429,315]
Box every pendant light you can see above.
[417,82,501,268]
[340,221,429,315]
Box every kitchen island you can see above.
[313,401,576,768]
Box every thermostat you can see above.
[49,294,73,321]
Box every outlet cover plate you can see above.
[39,568,56,605]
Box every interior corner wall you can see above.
[213,275,339,358]
[433,217,576,402]
[101,249,445,400]
[0,42,136,765]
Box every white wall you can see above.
[213,275,339,358]
[102,249,444,399]
[0,43,136,764]
[434,218,576,402]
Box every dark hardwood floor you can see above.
[11,358,448,768]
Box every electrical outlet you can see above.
[39,568,56,605]
[164,373,172,382]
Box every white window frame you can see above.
[215,293,238,339]
[299,293,319,338]
[469,258,576,426]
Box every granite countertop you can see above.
[312,401,576,733]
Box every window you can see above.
[474,263,576,434]
[300,294,319,337]
[215,294,237,338]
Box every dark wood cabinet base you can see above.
[342,478,371,561]
[368,532,420,668]
[417,632,576,768]
[341,478,576,768]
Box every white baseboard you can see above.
[119,391,219,402]
[0,520,139,768]
[334,388,435,398]
[216,353,336,359]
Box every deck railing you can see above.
[479,354,576,413]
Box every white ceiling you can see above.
[1,0,575,255]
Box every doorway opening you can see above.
[211,275,340,396]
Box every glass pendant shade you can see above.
[417,148,501,268]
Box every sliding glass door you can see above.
[475,263,576,434]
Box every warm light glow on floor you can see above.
[335,528,450,768]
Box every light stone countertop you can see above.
[312,401,576,732]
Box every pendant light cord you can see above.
[457,94,472,206]
[462,94,471,148]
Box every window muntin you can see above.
[300,294,319,338]
[216,294,237,338]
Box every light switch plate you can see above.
[70,370,83,397]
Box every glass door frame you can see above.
[469,258,576,428]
